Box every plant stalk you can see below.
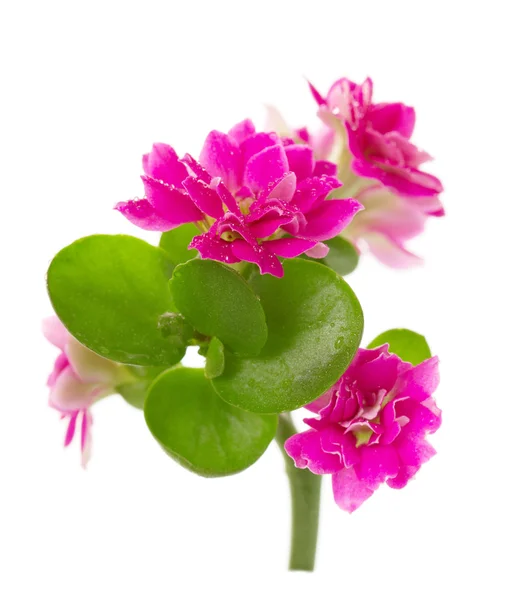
[275,413,322,572]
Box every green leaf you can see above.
[368,328,431,365]
[205,337,225,379]
[317,236,359,276]
[118,380,150,409]
[47,234,184,366]
[170,259,268,356]
[144,367,277,476]
[159,223,199,265]
[117,366,166,409]
[211,259,364,413]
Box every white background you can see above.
[1,1,522,598]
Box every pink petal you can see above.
[115,199,178,232]
[354,186,427,241]
[244,145,289,195]
[352,158,443,198]
[319,426,359,469]
[293,176,342,213]
[141,175,203,224]
[80,410,93,468]
[49,366,107,412]
[47,353,69,387]
[313,160,337,177]
[64,411,79,447]
[263,172,297,203]
[386,464,419,489]
[394,357,440,402]
[228,119,256,145]
[284,144,314,180]
[65,337,121,385]
[394,435,436,469]
[183,176,224,219]
[230,239,284,277]
[199,130,242,191]
[308,80,326,106]
[42,316,69,350]
[189,233,240,264]
[354,445,400,488]
[214,180,241,215]
[364,232,423,268]
[284,430,343,475]
[263,237,317,258]
[332,467,375,513]
[142,143,188,188]
[369,103,415,138]
[395,399,442,438]
[300,198,362,241]
[355,350,404,394]
[305,242,329,259]
[241,132,280,165]
[181,154,212,184]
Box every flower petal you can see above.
[332,467,375,513]
[228,119,256,145]
[263,237,317,258]
[393,356,440,402]
[364,232,423,268]
[115,199,178,231]
[50,366,108,412]
[300,198,362,241]
[355,444,400,488]
[199,130,242,191]
[305,242,329,259]
[42,316,69,350]
[230,239,284,277]
[141,175,203,225]
[64,411,79,447]
[369,103,415,138]
[142,143,188,188]
[241,132,280,165]
[244,145,289,195]
[65,337,122,385]
[284,144,314,181]
[183,176,224,219]
[284,429,343,475]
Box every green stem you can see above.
[275,413,322,572]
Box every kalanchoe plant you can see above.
[44,74,442,572]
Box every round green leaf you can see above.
[368,328,431,365]
[169,259,268,356]
[205,337,225,379]
[211,259,364,413]
[159,223,199,265]
[117,366,166,409]
[47,234,184,366]
[144,367,277,476]
[318,236,359,276]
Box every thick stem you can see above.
[275,413,322,572]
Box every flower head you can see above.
[43,316,124,467]
[116,120,362,277]
[310,77,444,202]
[284,345,441,512]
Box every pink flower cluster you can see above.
[117,120,361,278]
[285,345,441,512]
[269,76,445,267]
[43,316,123,467]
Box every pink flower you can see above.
[344,186,428,268]
[116,120,362,277]
[43,316,124,467]
[310,77,444,203]
[284,345,441,512]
